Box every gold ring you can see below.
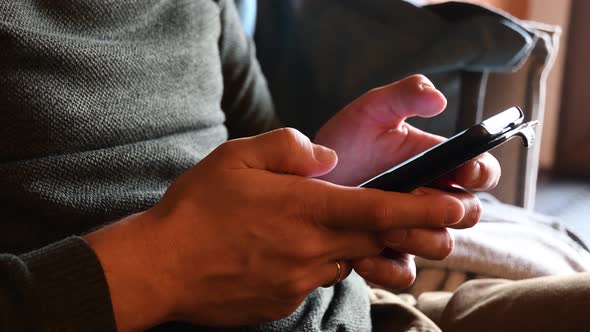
[322,260,343,288]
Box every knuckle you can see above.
[295,185,336,231]
[214,140,239,159]
[275,127,307,147]
[295,190,321,222]
[274,127,310,170]
[372,202,393,230]
[408,73,428,84]
[397,74,431,93]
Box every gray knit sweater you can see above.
[0,0,370,331]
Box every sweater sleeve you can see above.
[0,237,116,332]
[218,0,282,139]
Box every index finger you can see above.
[302,180,465,231]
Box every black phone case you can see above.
[360,126,493,193]
[358,107,537,260]
[359,109,536,193]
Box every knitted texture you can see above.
[0,0,370,331]
[0,0,279,252]
[24,237,116,331]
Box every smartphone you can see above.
[359,106,538,193]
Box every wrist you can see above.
[85,211,174,331]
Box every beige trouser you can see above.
[370,273,590,332]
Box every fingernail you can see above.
[385,229,407,246]
[355,259,374,276]
[312,144,337,164]
[468,160,482,187]
[444,204,462,226]
[420,82,436,91]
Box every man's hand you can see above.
[314,74,501,286]
[86,128,472,331]
[315,74,500,189]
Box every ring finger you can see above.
[319,260,354,288]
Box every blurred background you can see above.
[430,0,590,241]
[251,0,589,240]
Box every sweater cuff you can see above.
[21,236,116,331]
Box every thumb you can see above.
[352,74,447,128]
[219,128,338,177]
